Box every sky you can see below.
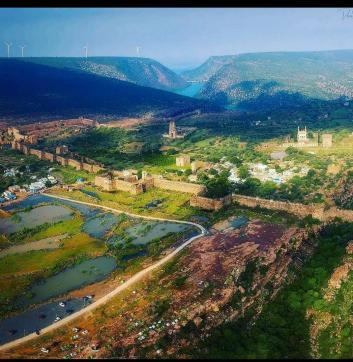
[1,8,353,69]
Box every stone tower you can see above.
[169,121,177,139]
[297,126,308,143]
[322,133,333,148]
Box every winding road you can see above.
[0,193,207,352]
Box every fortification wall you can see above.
[29,148,44,160]
[190,195,232,211]
[94,175,113,191]
[113,179,143,195]
[153,177,206,195]
[92,165,105,174]
[67,159,82,171]
[82,163,93,173]
[56,155,68,166]
[232,194,325,220]
[43,152,55,162]
[324,207,353,222]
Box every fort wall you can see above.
[190,194,232,211]
[55,155,68,166]
[92,165,105,174]
[43,152,55,162]
[67,159,83,171]
[113,179,143,195]
[29,148,44,160]
[95,175,114,191]
[152,177,206,195]
[82,163,93,173]
[232,194,325,220]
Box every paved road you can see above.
[0,193,206,352]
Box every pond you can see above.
[125,221,190,245]
[0,194,201,346]
[82,213,119,238]
[17,256,117,309]
[230,216,249,229]
[0,205,73,235]
[0,298,90,345]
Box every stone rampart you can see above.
[152,177,206,195]
[92,165,105,174]
[43,152,55,162]
[82,163,93,173]
[232,194,325,220]
[113,179,143,195]
[67,159,83,171]
[190,194,232,211]
[29,148,44,160]
[56,155,68,166]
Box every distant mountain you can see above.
[0,59,218,124]
[180,55,238,82]
[19,56,187,91]
[185,50,353,108]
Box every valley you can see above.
[2,8,353,358]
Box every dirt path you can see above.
[0,193,206,352]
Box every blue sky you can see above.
[1,8,353,69]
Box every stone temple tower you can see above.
[169,121,177,139]
[297,126,308,143]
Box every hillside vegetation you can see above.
[21,56,187,91]
[183,50,353,108]
[0,59,217,124]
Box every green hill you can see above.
[0,59,218,124]
[19,56,187,91]
[180,55,237,82]
[185,50,353,108]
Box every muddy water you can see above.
[17,256,117,309]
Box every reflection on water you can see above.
[0,194,198,346]
[0,298,90,345]
[17,256,117,308]
[82,213,118,238]
[0,205,73,235]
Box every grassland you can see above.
[51,166,95,184]
[49,186,196,220]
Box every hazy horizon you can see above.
[2,8,353,68]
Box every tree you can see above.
[238,165,250,179]
[204,174,232,198]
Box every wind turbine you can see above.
[83,45,88,59]
[136,46,141,58]
[19,45,26,58]
[4,42,12,58]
